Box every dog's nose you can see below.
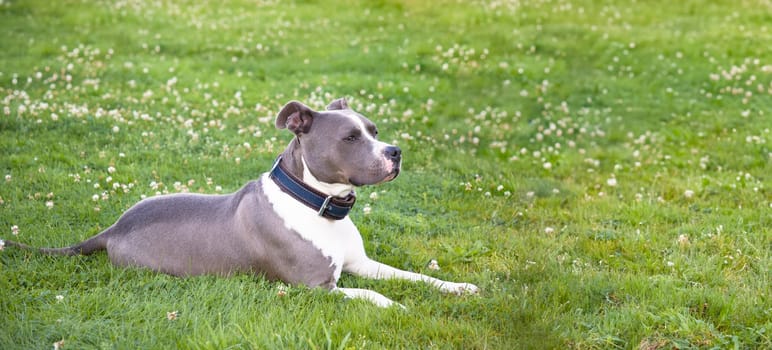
[385,146,401,161]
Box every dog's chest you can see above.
[260,174,359,280]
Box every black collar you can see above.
[268,156,356,220]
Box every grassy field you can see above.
[1,0,770,348]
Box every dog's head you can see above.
[276,98,401,188]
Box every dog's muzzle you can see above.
[385,145,401,180]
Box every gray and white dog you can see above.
[4,98,478,307]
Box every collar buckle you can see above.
[318,195,333,217]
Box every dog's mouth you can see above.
[348,166,400,187]
[384,167,400,182]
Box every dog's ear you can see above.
[326,98,349,111]
[276,101,315,135]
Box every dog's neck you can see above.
[280,140,355,198]
[300,158,355,198]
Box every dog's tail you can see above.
[2,234,107,256]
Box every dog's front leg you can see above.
[344,258,479,295]
[333,287,405,308]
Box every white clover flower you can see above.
[11,225,19,235]
[277,285,287,297]
[677,234,690,247]
[46,201,54,209]
[543,162,552,170]
[428,259,440,271]
[166,311,178,321]
[684,189,695,198]
[607,177,618,187]
[544,227,555,234]
[362,204,372,215]
[369,192,378,200]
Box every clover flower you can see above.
[677,234,690,247]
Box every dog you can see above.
[3,98,479,307]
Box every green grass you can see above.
[1,0,770,348]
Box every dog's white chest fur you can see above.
[260,173,359,281]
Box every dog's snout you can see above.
[385,146,401,161]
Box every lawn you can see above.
[0,0,770,348]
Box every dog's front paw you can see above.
[441,282,479,295]
[368,293,406,309]
[336,287,406,309]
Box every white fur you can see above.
[301,157,354,198]
[333,287,402,308]
[260,169,479,308]
[261,173,350,279]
